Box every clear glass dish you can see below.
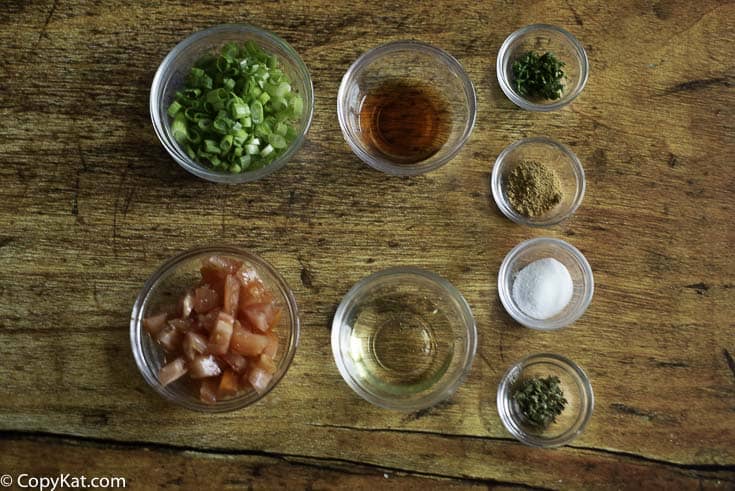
[498,237,594,330]
[331,267,477,411]
[491,136,585,227]
[497,353,594,447]
[337,41,476,176]
[497,24,588,111]
[150,24,314,183]
[130,246,300,412]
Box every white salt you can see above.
[511,258,574,320]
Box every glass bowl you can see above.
[337,41,477,176]
[491,137,585,226]
[331,267,477,411]
[497,24,588,111]
[498,238,593,330]
[130,246,300,412]
[497,353,594,447]
[150,24,315,183]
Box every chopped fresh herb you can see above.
[513,375,567,429]
[167,41,304,173]
[512,51,566,101]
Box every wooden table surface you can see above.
[1,1,734,489]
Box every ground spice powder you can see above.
[505,160,563,217]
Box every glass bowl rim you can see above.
[150,23,315,184]
[490,136,586,227]
[496,352,595,447]
[331,266,478,411]
[497,237,594,330]
[336,40,477,176]
[496,23,589,112]
[130,245,300,412]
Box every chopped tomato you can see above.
[248,368,273,394]
[196,308,220,332]
[156,324,182,352]
[143,312,167,337]
[220,352,248,374]
[180,290,194,317]
[241,302,281,332]
[253,353,277,374]
[182,331,208,360]
[238,280,273,308]
[144,255,282,403]
[188,354,222,379]
[193,285,219,314]
[218,369,239,397]
[235,263,259,287]
[264,331,278,358]
[167,318,193,332]
[199,378,218,404]
[208,312,234,355]
[159,357,188,386]
[230,322,269,356]
[222,274,240,316]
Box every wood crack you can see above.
[0,430,548,489]
[304,423,735,477]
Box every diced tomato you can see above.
[201,256,243,281]
[218,369,239,397]
[199,378,218,404]
[193,285,219,314]
[235,263,259,287]
[159,357,188,386]
[168,318,193,332]
[180,290,194,317]
[156,324,182,352]
[220,352,248,374]
[143,255,283,402]
[222,274,240,316]
[264,331,278,358]
[238,280,273,308]
[254,353,277,374]
[143,312,167,337]
[188,354,222,379]
[241,302,281,332]
[208,312,234,355]
[248,367,273,394]
[182,331,208,360]
[196,308,220,332]
[230,322,269,356]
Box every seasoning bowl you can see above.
[130,246,300,412]
[331,267,477,411]
[337,41,477,176]
[491,137,585,227]
[497,24,588,111]
[498,238,593,330]
[497,353,594,447]
[150,24,314,183]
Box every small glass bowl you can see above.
[130,246,300,412]
[331,267,477,411]
[491,137,585,227]
[497,24,588,111]
[337,41,477,176]
[498,238,593,330]
[497,353,594,447]
[150,24,314,183]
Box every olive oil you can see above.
[359,81,450,164]
[346,292,454,394]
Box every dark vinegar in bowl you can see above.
[359,81,450,165]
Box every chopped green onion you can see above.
[168,40,304,173]
[167,100,182,117]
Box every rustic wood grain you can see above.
[1,0,733,489]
